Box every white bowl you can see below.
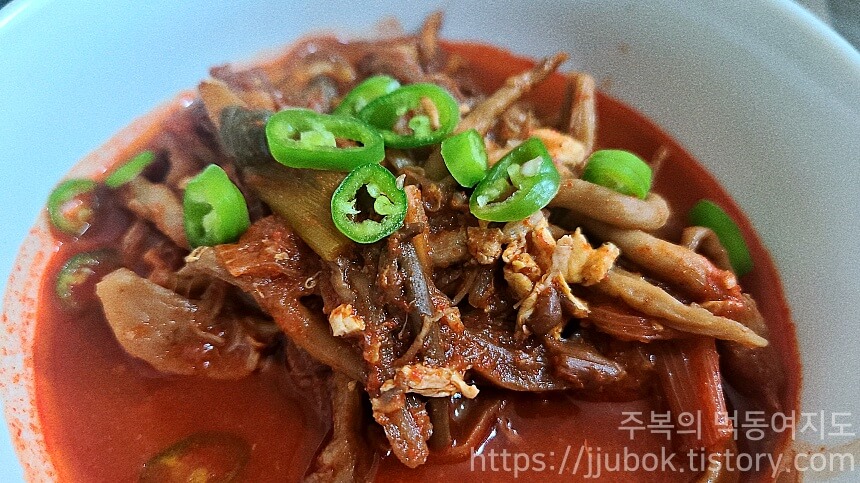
[2,1,859,481]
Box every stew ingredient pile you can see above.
[43,12,792,482]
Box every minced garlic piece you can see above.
[466,226,503,265]
[396,364,479,399]
[501,216,619,336]
[554,229,619,286]
[328,303,365,337]
[528,127,588,177]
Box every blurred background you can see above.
[0,0,849,45]
[0,0,855,50]
[805,0,860,47]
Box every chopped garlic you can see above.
[397,364,479,399]
[466,226,503,264]
[555,229,618,286]
[328,303,365,337]
[528,127,588,177]
[519,156,543,177]
[504,252,541,299]
[582,243,620,285]
[184,246,208,263]
[379,379,396,393]
[500,213,619,336]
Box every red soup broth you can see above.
[32,39,800,482]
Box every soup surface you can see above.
[33,32,799,483]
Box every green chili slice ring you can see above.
[265,109,385,171]
[47,178,99,237]
[581,149,653,199]
[140,432,250,483]
[333,75,401,117]
[331,163,407,243]
[183,164,251,248]
[689,199,754,276]
[55,249,119,311]
[441,128,488,188]
[105,150,156,188]
[470,137,561,222]
[358,83,460,149]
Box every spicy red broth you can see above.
[31,38,799,482]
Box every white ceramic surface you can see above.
[1,0,858,481]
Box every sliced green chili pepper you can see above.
[331,163,407,243]
[358,83,460,149]
[441,128,488,188]
[183,165,251,248]
[140,432,250,483]
[105,150,155,188]
[265,109,384,171]
[56,249,118,310]
[581,149,652,199]
[689,200,754,276]
[333,75,401,117]
[47,178,99,237]
[469,137,560,222]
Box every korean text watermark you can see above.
[470,444,855,479]
[468,410,858,478]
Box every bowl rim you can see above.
[776,0,860,66]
